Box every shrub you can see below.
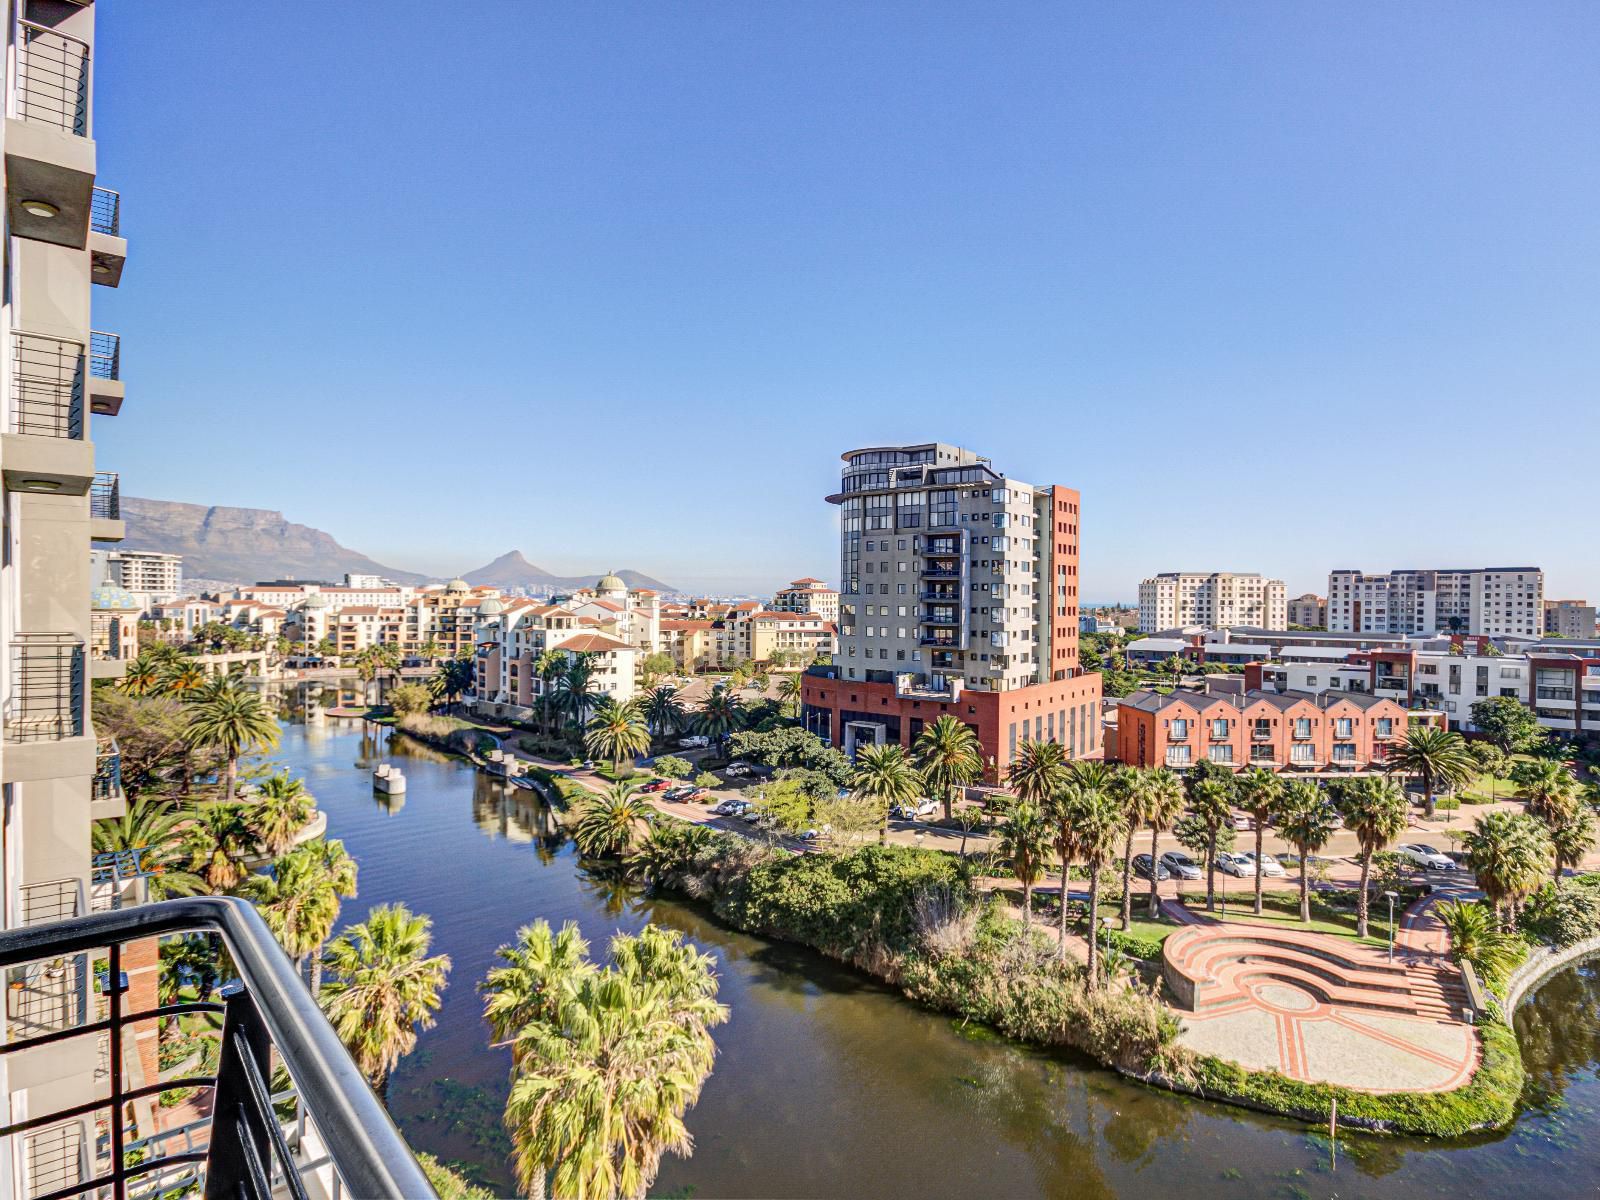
[693,771,721,789]
[417,1154,497,1200]
[1521,879,1600,947]
[387,683,433,717]
[653,754,693,780]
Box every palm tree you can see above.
[534,650,568,735]
[1007,739,1068,807]
[776,674,802,718]
[572,782,653,859]
[551,656,602,731]
[694,684,745,755]
[248,771,314,857]
[432,657,475,708]
[482,920,597,1048]
[1548,803,1597,881]
[238,839,352,981]
[1184,767,1236,912]
[162,660,210,699]
[118,651,164,697]
[1334,777,1411,938]
[1112,770,1155,931]
[1434,899,1526,983]
[1386,726,1475,819]
[1235,767,1283,916]
[641,686,686,747]
[1465,811,1553,929]
[1139,768,1186,921]
[1059,784,1126,980]
[584,701,651,775]
[418,636,442,665]
[848,743,921,844]
[183,682,279,800]
[1514,759,1579,822]
[605,925,728,1068]
[320,904,451,1093]
[912,715,982,822]
[183,804,260,892]
[996,799,1050,928]
[92,798,204,900]
[1273,780,1338,922]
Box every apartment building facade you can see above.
[1115,688,1419,774]
[1287,593,1327,629]
[1546,599,1597,640]
[1137,572,1287,633]
[772,577,840,623]
[1327,567,1544,637]
[0,2,137,1193]
[801,442,1100,775]
[90,547,180,608]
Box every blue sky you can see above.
[92,4,1600,599]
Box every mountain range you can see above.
[104,498,676,593]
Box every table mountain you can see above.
[462,550,674,593]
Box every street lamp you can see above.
[1099,915,1114,984]
[1383,890,1399,962]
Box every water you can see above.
[270,705,1600,1198]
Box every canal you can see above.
[272,705,1600,1198]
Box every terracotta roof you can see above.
[559,633,633,654]
[662,619,714,631]
[588,599,624,613]
[634,588,658,596]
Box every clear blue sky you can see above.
[92,3,1600,599]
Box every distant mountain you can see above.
[106,497,430,586]
[462,550,675,594]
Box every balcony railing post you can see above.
[204,986,274,1200]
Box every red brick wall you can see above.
[1044,486,1081,680]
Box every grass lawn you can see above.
[1180,892,1391,949]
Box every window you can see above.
[1209,745,1234,764]
[1376,717,1393,737]
[1250,744,1274,762]
[1332,743,1356,763]
[1335,717,1352,738]
[1166,745,1192,766]
[1291,744,1315,763]
[1293,718,1312,739]
[1169,719,1189,739]
[1210,718,1229,739]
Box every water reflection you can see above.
[261,705,1600,1199]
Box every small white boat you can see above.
[373,763,407,794]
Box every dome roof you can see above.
[478,597,505,615]
[304,592,332,608]
[596,571,626,593]
[447,578,470,593]
[90,584,141,611]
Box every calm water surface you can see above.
[272,702,1600,1199]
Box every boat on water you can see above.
[510,776,538,790]
[373,763,407,794]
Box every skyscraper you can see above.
[801,442,1102,778]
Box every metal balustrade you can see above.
[17,20,89,136]
[91,471,120,519]
[91,188,121,237]
[5,634,85,742]
[10,332,85,439]
[0,897,437,1200]
[90,331,121,381]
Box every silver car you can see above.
[1159,851,1203,881]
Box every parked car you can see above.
[1132,853,1171,882]
[1216,852,1257,878]
[1397,843,1458,871]
[913,799,938,818]
[640,779,672,793]
[580,760,597,770]
[683,788,711,803]
[890,803,917,820]
[679,735,710,749]
[664,786,695,801]
[1242,852,1286,878]
[741,808,764,823]
[724,764,752,778]
[1159,851,1203,880]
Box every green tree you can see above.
[694,684,746,755]
[1274,780,1338,923]
[1433,899,1525,985]
[1135,768,1185,921]
[1181,764,1237,912]
[387,682,433,717]
[91,798,204,900]
[1334,777,1411,937]
[433,657,476,707]
[584,700,651,774]
[752,775,813,834]
[1058,783,1126,983]
[572,782,652,859]
[912,715,982,823]
[239,838,358,984]
[482,920,597,1047]
[848,743,920,845]
[551,656,602,731]
[183,803,261,893]
[1471,695,1545,754]
[776,673,803,718]
[1513,758,1579,822]
[320,904,451,1093]
[248,771,315,858]
[1547,804,1597,882]
[118,650,166,698]
[1465,811,1553,929]
[1386,726,1476,819]
[1235,767,1283,916]
[641,685,686,745]
[996,799,1050,928]
[183,680,279,800]
[1007,739,1068,807]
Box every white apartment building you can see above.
[1138,572,1287,633]
[1,3,132,1192]
[91,548,181,609]
[1287,593,1327,629]
[772,577,840,623]
[1327,567,1544,637]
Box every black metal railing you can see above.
[17,20,89,137]
[94,738,122,802]
[10,332,85,440]
[0,897,437,1200]
[91,471,120,519]
[5,634,85,742]
[90,331,121,381]
[91,188,122,237]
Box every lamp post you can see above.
[1099,915,1114,986]
[1383,890,1399,962]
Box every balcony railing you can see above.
[91,187,121,237]
[5,634,85,742]
[921,567,960,579]
[17,20,89,136]
[919,591,959,603]
[918,636,957,648]
[10,331,85,439]
[0,897,437,1200]
[91,471,120,519]
[93,738,122,803]
[921,610,960,626]
[1251,727,1272,740]
[90,331,121,381]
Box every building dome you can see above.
[447,578,470,593]
[478,597,505,616]
[304,592,332,609]
[90,584,140,611]
[596,570,626,594]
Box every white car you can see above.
[1216,852,1257,878]
[679,735,710,749]
[913,799,938,819]
[1397,843,1457,871]
[1160,851,1203,880]
[1242,852,1286,878]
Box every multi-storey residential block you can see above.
[801,442,1100,775]
[1287,593,1327,629]
[772,577,840,623]
[92,548,182,608]
[1137,572,1287,633]
[1327,567,1543,637]
[1545,599,1597,640]
[1114,687,1428,773]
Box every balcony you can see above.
[90,471,124,541]
[90,613,132,681]
[921,566,961,579]
[89,186,126,287]
[91,737,125,820]
[0,897,437,1200]
[894,672,963,703]
[3,331,93,494]
[4,21,96,250]
[1251,727,1272,741]
[918,636,958,648]
[919,590,959,603]
[1374,675,1408,692]
[921,609,960,627]
[89,330,124,416]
